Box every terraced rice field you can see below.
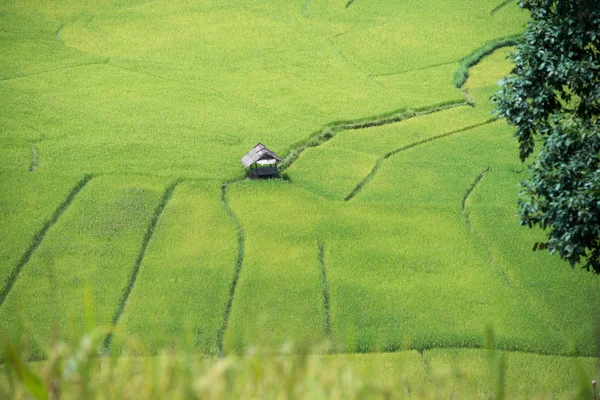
[1,0,599,392]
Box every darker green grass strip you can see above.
[0,174,93,309]
[345,118,498,201]
[338,338,596,358]
[318,240,331,338]
[345,0,356,8]
[279,100,468,173]
[452,34,522,88]
[29,143,38,172]
[4,338,595,366]
[104,179,180,350]
[342,102,466,131]
[217,181,246,356]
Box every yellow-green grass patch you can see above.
[224,181,329,352]
[0,173,82,291]
[469,168,600,355]
[426,348,599,398]
[0,175,168,358]
[114,180,238,355]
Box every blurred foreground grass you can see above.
[1,328,599,399]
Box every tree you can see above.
[492,0,600,272]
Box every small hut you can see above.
[241,143,283,179]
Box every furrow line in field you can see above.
[104,179,180,350]
[327,39,385,88]
[118,0,159,11]
[344,118,497,201]
[217,181,246,356]
[4,115,45,143]
[106,62,229,100]
[462,167,490,235]
[462,167,504,276]
[53,16,121,62]
[461,169,564,335]
[0,174,93,309]
[318,240,332,338]
[29,143,39,172]
[343,159,382,202]
[246,7,293,24]
[279,100,468,172]
[491,0,515,15]
[370,60,457,78]
[452,34,521,88]
[106,62,191,87]
[55,24,64,43]
[330,41,344,58]
[0,59,110,82]
[301,0,311,17]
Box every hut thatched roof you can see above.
[241,143,282,168]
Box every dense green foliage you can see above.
[493,0,600,271]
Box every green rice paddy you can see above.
[1,0,599,393]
